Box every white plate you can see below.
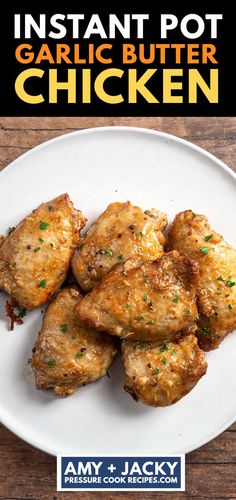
[0,126,235,456]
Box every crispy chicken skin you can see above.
[0,236,5,248]
[72,201,167,291]
[122,335,207,407]
[76,251,199,342]
[168,210,236,350]
[0,194,86,310]
[32,286,118,396]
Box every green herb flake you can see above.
[17,307,26,318]
[137,316,144,321]
[39,221,49,230]
[60,323,68,333]
[39,237,44,244]
[117,254,124,261]
[48,205,53,210]
[139,341,148,348]
[99,248,113,256]
[184,309,190,315]
[147,320,154,325]
[7,226,15,236]
[226,278,236,288]
[162,356,167,365]
[201,247,209,255]
[47,359,56,367]
[228,304,233,311]
[143,293,148,302]
[202,327,209,335]
[217,276,224,281]
[76,351,84,359]
[38,279,47,288]
[12,262,16,268]
[125,303,133,309]
[137,231,143,237]
[160,344,169,353]
[204,234,213,242]
[172,349,177,355]
[152,368,160,375]
[172,294,179,303]
[33,246,40,252]
[71,335,76,340]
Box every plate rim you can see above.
[0,125,235,456]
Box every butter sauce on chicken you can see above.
[2,197,235,407]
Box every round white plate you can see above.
[0,126,235,456]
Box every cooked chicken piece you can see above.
[122,335,207,407]
[32,286,118,396]
[168,210,236,350]
[0,236,5,248]
[0,194,86,310]
[77,251,199,342]
[72,201,167,291]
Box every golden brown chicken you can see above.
[77,251,199,342]
[168,210,236,350]
[0,194,86,310]
[122,335,207,407]
[32,286,118,396]
[72,201,167,291]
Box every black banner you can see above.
[0,5,234,116]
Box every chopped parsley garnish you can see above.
[47,359,56,367]
[39,237,44,244]
[137,231,143,236]
[152,368,160,375]
[60,323,68,333]
[17,307,26,318]
[160,344,169,353]
[117,254,124,261]
[139,341,148,348]
[38,279,47,288]
[162,356,167,365]
[225,278,236,288]
[48,205,53,210]
[125,303,132,309]
[76,351,84,359]
[98,248,113,256]
[217,276,224,281]
[7,226,15,236]
[172,349,177,355]
[33,246,40,252]
[204,234,213,242]
[202,327,209,335]
[147,320,154,325]
[201,247,209,255]
[173,294,179,303]
[184,309,190,315]
[39,221,49,230]
[228,304,233,311]
[71,335,76,340]
[137,316,144,321]
[143,293,148,302]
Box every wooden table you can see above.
[0,117,235,499]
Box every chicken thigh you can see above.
[32,286,118,396]
[168,210,236,350]
[72,201,167,291]
[77,251,199,342]
[0,194,86,309]
[122,335,207,407]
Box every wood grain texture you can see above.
[0,116,235,499]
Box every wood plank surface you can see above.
[0,116,235,499]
